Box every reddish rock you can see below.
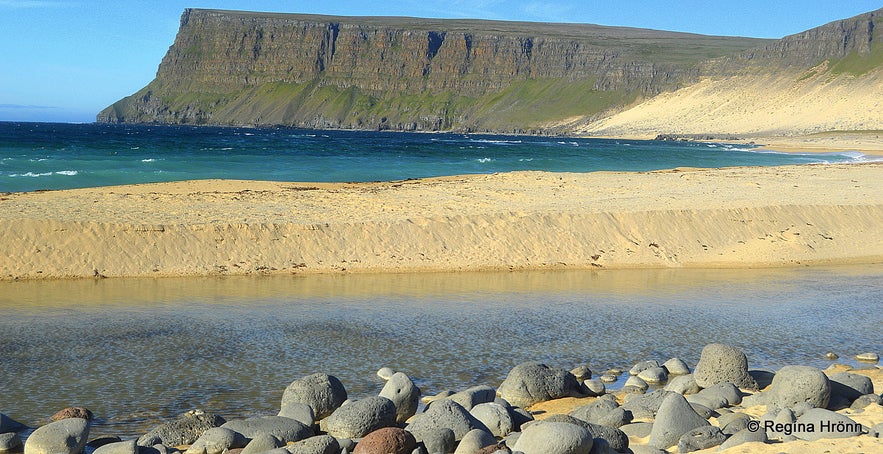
[50,407,94,422]
[353,427,416,454]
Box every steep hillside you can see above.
[97,9,765,133]
[582,8,883,138]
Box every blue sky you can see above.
[0,1,877,123]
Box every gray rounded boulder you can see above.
[744,365,830,410]
[320,396,397,439]
[183,427,246,454]
[793,408,863,441]
[379,372,421,423]
[137,410,226,447]
[281,373,348,420]
[405,399,489,442]
[24,418,90,454]
[221,416,313,443]
[648,393,710,449]
[469,402,514,438]
[692,343,757,389]
[498,362,583,408]
[512,421,593,454]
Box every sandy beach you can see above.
[1,162,881,280]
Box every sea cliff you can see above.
[97,9,765,133]
[98,8,883,136]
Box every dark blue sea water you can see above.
[0,122,873,192]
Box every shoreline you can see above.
[1,163,881,281]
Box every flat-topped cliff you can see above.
[97,9,765,133]
[99,8,883,136]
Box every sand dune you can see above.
[1,163,881,280]
[581,66,883,139]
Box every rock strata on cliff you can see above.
[98,9,766,133]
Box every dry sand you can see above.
[579,66,883,140]
[1,163,882,280]
[528,365,883,453]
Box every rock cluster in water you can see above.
[2,343,881,454]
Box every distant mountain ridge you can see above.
[98,8,883,136]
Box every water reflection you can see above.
[1,265,881,438]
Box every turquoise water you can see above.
[0,266,881,438]
[0,122,873,192]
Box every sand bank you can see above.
[1,163,881,280]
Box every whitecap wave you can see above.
[477,157,493,163]
[55,170,78,176]
[141,158,156,162]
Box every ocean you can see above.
[0,122,873,192]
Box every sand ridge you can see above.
[1,163,881,280]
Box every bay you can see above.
[0,122,871,192]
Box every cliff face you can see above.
[99,8,883,135]
[98,9,765,132]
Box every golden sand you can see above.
[1,163,881,280]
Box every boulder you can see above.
[828,372,874,409]
[49,407,93,422]
[376,367,395,381]
[664,374,699,395]
[470,403,514,437]
[717,412,750,435]
[628,361,660,376]
[278,401,316,427]
[498,362,583,408]
[619,422,653,439]
[570,398,631,428]
[717,427,768,450]
[415,427,455,454]
[379,372,421,423]
[582,379,605,396]
[281,373,348,420]
[320,397,397,439]
[647,393,710,449]
[622,390,674,420]
[511,421,593,454]
[448,385,497,411]
[287,435,339,454]
[405,399,489,441]
[793,408,863,441]
[850,393,882,410]
[855,352,879,362]
[688,382,741,410]
[637,367,668,385]
[452,429,497,454]
[662,358,690,375]
[676,425,726,453]
[692,343,757,389]
[353,427,416,454]
[571,365,592,380]
[183,427,246,454]
[92,440,137,454]
[221,416,312,443]
[748,369,776,389]
[24,418,90,454]
[743,365,830,410]
[0,433,22,452]
[622,376,648,393]
[542,415,628,453]
[137,410,226,447]
[239,432,282,454]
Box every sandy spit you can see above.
[1,163,881,280]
